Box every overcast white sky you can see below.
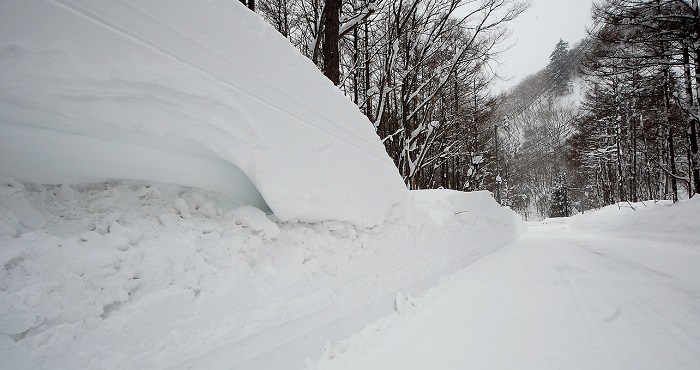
[492,0,596,92]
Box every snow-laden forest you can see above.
[1,0,699,369]
[497,1,700,220]
[254,0,700,219]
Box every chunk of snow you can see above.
[94,212,121,234]
[174,198,191,219]
[323,341,335,360]
[0,301,35,335]
[108,221,143,244]
[57,184,76,201]
[226,205,280,240]
[80,231,102,242]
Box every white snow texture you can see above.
[0,1,525,368]
[0,181,522,369]
[0,0,407,227]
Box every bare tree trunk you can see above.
[690,1,700,195]
[691,118,700,194]
[364,22,372,121]
[283,0,289,37]
[665,70,679,202]
[240,0,255,11]
[668,126,679,202]
[353,28,359,104]
[681,45,700,196]
[631,113,638,202]
[613,71,625,202]
[321,0,341,85]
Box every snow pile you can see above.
[0,0,407,227]
[0,179,520,369]
[570,197,700,245]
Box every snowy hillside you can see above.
[0,0,407,227]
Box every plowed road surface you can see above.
[320,222,700,369]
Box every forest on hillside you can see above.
[250,0,700,220]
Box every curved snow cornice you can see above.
[0,0,408,226]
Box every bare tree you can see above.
[258,0,528,190]
[239,0,256,11]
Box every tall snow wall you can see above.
[0,0,408,227]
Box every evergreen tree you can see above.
[549,175,570,218]
[546,39,572,96]
[549,187,567,217]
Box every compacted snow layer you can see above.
[0,180,521,369]
[312,200,700,369]
[0,0,407,226]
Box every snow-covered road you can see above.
[317,221,700,369]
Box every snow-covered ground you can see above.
[4,1,697,369]
[0,179,522,369]
[311,198,700,369]
[570,198,700,245]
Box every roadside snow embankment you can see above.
[0,180,521,369]
[0,0,407,227]
[570,197,700,246]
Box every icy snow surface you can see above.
[0,0,407,226]
[0,181,521,369]
[311,197,700,369]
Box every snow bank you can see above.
[570,197,700,246]
[0,0,407,227]
[0,180,520,369]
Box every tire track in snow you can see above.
[554,247,620,369]
[314,223,700,370]
[555,233,700,368]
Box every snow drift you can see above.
[0,0,407,226]
[570,197,700,246]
